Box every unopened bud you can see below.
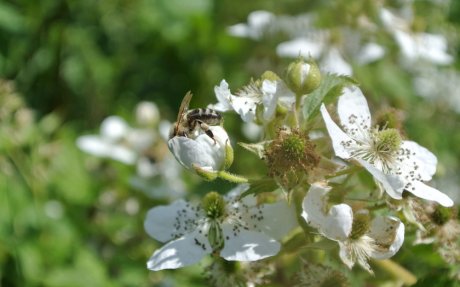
[285,58,321,96]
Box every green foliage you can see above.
[302,74,357,122]
[1,0,460,286]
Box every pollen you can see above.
[202,192,226,220]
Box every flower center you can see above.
[202,192,226,220]
[374,128,402,156]
[282,134,305,158]
[351,128,402,173]
[350,212,371,240]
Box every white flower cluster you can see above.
[76,101,185,199]
[142,58,454,278]
[229,2,459,117]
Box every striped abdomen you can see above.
[186,108,222,126]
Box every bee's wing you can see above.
[176,91,193,124]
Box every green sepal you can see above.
[192,164,218,181]
[224,140,234,170]
[217,170,248,183]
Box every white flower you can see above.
[227,10,275,40]
[320,47,353,76]
[380,8,453,66]
[144,185,298,271]
[135,101,160,127]
[320,86,454,207]
[413,66,460,114]
[76,116,138,164]
[276,30,385,76]
[260,78,295,121]
[211,79,294,123]
[301,183,405,273]
[212,79,259,122]
[168,125,231,172]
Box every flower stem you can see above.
[372,259,417,286]
[217,171,248,183]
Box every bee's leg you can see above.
[199,121,216,144]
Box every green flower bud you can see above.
[285,58,321,96]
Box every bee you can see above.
[170,91,223,143]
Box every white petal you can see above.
[320,104,353,159]
[135,101,160,126]
[247,10,274,39]
[356,158,404,199]
[241,122,263,141]
[337,86,371,134]
[276,82,296,108]
[301,183,353,241]
[100,116,130,141]
[76,135,137,164]
[379,8,407,32]
[230,95,258,122]
[126,129,155,152]
[400,141,437,181]
[136,156,160,178]
[408,181,453,207]
[147,230,211,271]
[227,23,251,38]
[369,216,405,260]
[394,30,417,61]
[356,43,385,65]
[76,135,111,157]
[276,37,324,59]
[321,47,353,76]
[168,126,229,171]
[159,120,172,141]
[225,184,252,202]
[338,241,355,269]
[256,201,298,240]
[220,225,280,261]
[261,80,278,121]
[144,199,200,242]
[213,80,234,112]
[417,33,453,65]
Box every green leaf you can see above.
[302,73,358,121]
[240,178,278,198]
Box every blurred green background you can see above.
[1,0,460,286]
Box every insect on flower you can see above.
[170,91,223,143]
